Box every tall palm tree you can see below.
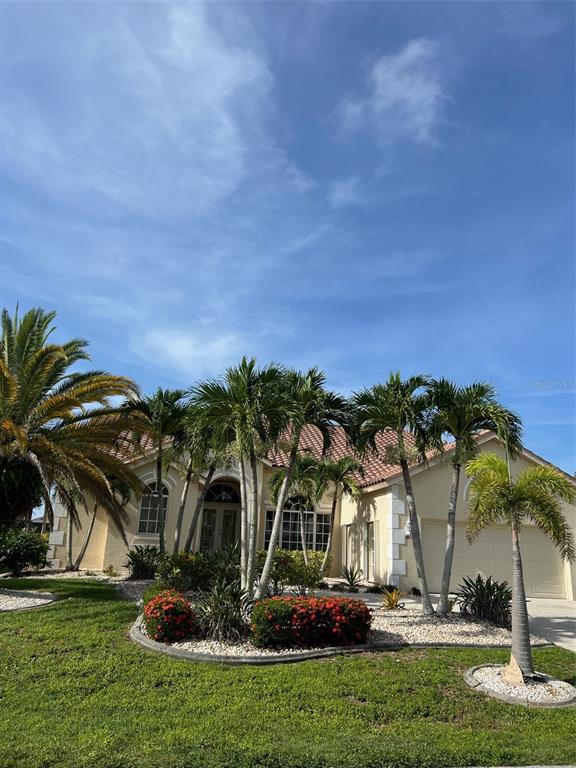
[427,379,523,615]
[353,373,435,614]
[174,411,229,554]
[190,358,287,597]
[466,452,575,682]
[256,369,349,599]
[0,306,142,533]
[317,456,363,575]
[127,389,188,556]
[267,452,324,567]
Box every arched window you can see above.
[138,482,168,534]
[264,495,330,552]
[204,482,240,504]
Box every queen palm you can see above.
[466,452,575,682]
[0,306,142,532]
[127,389,188,556]
[353,373,435,614]
[256,369,349,599]
[427,379,523,615]
[190,358,287,597]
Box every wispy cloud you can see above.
[335,38,449,145]
[0,3,308,221]
[328,176,365,209]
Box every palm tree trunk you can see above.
[73,502,98,570]
[65,513,74,571]
[183,464,216,553]
[255,447,298,599]
[437,461,461,615]
[399,457,434,615]
[156,452,165,556]
[239,455,248,591]
[321,489,338,575]
[299,511,309,565]
[245,452,259,599]
[503,518,535,682]
[173,458,193,554]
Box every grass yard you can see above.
[0,579,575,768]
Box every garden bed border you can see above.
[129,616,552,666]
[0,588,57,612]
[464,664,576,708]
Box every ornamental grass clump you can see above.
[142,589,196,644]
[251,596,371,649]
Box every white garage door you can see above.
[422,521,565,598]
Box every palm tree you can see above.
[466,452,575,682]
[0,306,142,534]
[353,373,435,614]
[174,410,229,554]
[127,389,188,556]
[190,358,287,597]
[317,456,363,575]
[427,379,523,615]
[256,369,349,599]
[267,452,324,568]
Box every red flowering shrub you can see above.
[142,589,196,644]
[251,596,371,648]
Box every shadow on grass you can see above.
[0,577,121,602]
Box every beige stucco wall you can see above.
[51,458,341,574]
[339,488,392,584]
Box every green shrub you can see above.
[251,596,372,648]
[207,544,241,586]
[142,589,197,644]
[456,574,512,628]
[196,575,248,642]
[255,549,295,595]
[156,551,213,592]
[125,545,160,579]
[255,549,326,596]
[0,527,48,575]
[288,550,325,595]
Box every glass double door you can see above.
[200,507,239,552]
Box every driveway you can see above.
[526,598,576,652]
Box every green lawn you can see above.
[0,579,575,768]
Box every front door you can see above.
[200,507,239,552]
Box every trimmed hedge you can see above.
[251,596,371,648]
[142,589,196,644]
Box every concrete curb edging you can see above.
[129,617,552,666]
[0,589,57,613]
[464,664,576,708]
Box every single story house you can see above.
[50,430,576,600]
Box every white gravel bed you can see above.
[370,608,548,646]
[0,588,55,611]
[139,606,548,659]
[472,664,576,705]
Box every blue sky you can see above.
[1,1,574,471]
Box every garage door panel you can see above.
[422,521,564,598]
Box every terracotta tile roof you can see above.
[267,425,433,488]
